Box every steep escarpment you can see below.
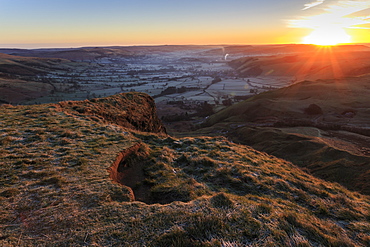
[58,92,166,134]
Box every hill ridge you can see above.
[199,75,370,195]
[0,93,369,246]
[57,92,166,134]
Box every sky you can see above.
[0,0,369,48]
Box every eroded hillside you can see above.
[1,92,369,246]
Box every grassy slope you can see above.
[0,77,56,105]
[58,93,166,134]
[205,76,370,128]
[228,46,370,80]
[0,53,89,104]
[195,124,370,195]
[1,93,369,246]
[0,53,78,75]
[200,76,370,195]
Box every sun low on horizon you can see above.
[302,25,351,46]
[289,0,370,46]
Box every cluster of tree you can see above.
[161,112,190,122]
[158,86,201,97]
[304,104,323,115]
[127,67,177,76]
[211,77,222,84]
[162,101,214,122]
[121,82,147,88]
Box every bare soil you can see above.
[108,143,152,203]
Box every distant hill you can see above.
[1,92,369,246]
[204,43,370,56]
[205,75,370,130]
[224,44,370,80]
[0,47,136,61]
[0,52,74,76]
[0,52,85,104]
[0,45,214,62]
[200,75,370,195]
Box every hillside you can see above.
[0,52,87,104]
[204,44,370,57]
[204,75,370,130]
[200,75,370,195]
[0,52,77,76]
[0,47,136,61]
[1,92,369,246]
[0,46,212,62]
[58,93,166,134]
[228,46,370,81]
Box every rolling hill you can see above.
[200,75,370,195]
[1,92,369,246]
[0,47,135,62]
[0,52,77,75]
[0,52,88,104]
[228,45,370,80]
[0,45,213,62]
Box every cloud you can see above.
[347,7,370,18]
[345,7,370,28]
[302,0,325,10]
[289,0,370,29]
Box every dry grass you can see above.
[0,96,369,246]
[197,75,370,195]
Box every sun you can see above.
[303,25,351,46]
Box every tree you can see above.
[304,104,323,115]
[222,99,232,106]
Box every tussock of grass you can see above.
[1,95,369,246]
[210,193,234,209]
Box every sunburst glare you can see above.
[302,25,351,46]
[289,1,370,45]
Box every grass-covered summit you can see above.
[1,92,369,246]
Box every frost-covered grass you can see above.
[0,100,369,246]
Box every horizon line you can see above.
[0,42,369,50]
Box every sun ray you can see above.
[289,1,370,45]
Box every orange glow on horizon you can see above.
[302,26,351,46]
[289,1,370,46]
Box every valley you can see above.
[2,45,370,132]
[1,44,370,246]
